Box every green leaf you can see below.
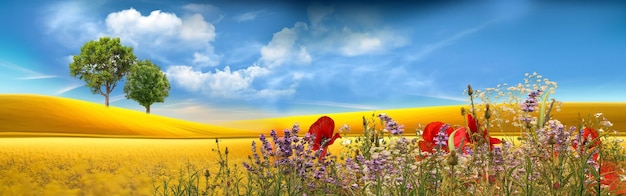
[538,89,553,128]
[448,128,463,152]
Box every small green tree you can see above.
[70,37,137,107]
[124,60,171,114]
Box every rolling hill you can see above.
[219,103,626,137]
[1,94,624,138]
[0,94,258,138]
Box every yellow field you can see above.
[219,102,626,137]
[0,138,256,196]
[1,95,624,138]
[0,94,258,138]
[1,136,624,196]
[1,95,625,195]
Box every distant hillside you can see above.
[1,95,623,138]
[219,103,626,137]
[0,94,258,138]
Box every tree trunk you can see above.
[146,105,150,114]
[105,94,110,107]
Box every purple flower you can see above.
[433,124,450,149]
[492,147,505,173]
[377,113,392,122]
[270,130,278,143]
[521,90,541,112]
[242,162,253,172]
[314,165,326,179]
[377,113,404,135]
[464,146,473,155]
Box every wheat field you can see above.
[0,138,256,195]
[0,95,625,195]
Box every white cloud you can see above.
[43,2,103,48]
[55,83,84,95]
[18,76,59,80]
[165,65,298,99]
[331,27,409,57]
[109,94,126,103]
[290,4,409,57]
[192,50,220,67]
[105,8,216,48]
[234,10,266,22]
[339,31,382,56]
[0,60,58,80]
[106,9,181,37]
[182,3,220,14]
[179,14,216,43]
[104,8,219,66]
[182,3,224,24]
[259,23,311,68]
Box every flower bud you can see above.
[552,182,561,190]
[467,84,474,96]
[461,107,466,116]
[447,151,458,166]
[484,104,491,120]
[548,135,556,145]
[204,169,210,178]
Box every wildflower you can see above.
[418,122,453,153]
[242,162,253,172]
[521,90,541,112]
[308,116,341,160]
[600,161,626,194]
[434,124,450,149]
[454,114,502,150]
[378,113,404,135]
[573,127,601,161]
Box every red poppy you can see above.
[308,116,341,159]
[574,127,601,149]
[573,127,601,161]
[601,161,626,194]
[419,122,454,153]
[456,114,502,150]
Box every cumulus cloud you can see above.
[105,8,215,48]
[166,65,295,99]
[256,3,408,63]
[179,14,216,42]
[102,8,220,67]
[192,50,221,67]
[258,22,311,68]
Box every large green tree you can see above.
[123,60,171,114]
[70,37,137,107]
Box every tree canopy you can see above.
[69,37,136,107]
[123,60,170,114]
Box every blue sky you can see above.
[1,1,625,123]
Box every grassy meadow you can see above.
[1,94,625,195]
